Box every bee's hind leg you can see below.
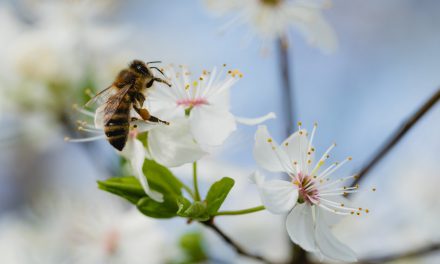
[134,106,169,125]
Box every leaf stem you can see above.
[181,183,195,200]
[214,205,265,216]
[193,162,201,201]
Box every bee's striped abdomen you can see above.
[104,96,131,151]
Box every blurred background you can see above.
[0,0,439,263]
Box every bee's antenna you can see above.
[147,61,162,64]
[150,67,166,77]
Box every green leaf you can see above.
[143,159,183,196]
[137,195,180,219]
[205,177,235,216]
[97,176,145,204]
[179,232,207,263]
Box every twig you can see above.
[350,88,440,188]
[277,35,308,264]
[358,243,440,263]
[277,35,296,136]
[202,220,275,264]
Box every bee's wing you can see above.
[85,85,118,107]
[102,84,132,125]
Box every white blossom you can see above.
[252,124,367,262]
[148,64,275,147]
[203,0,337,53]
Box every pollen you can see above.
[199,77,204,81]
[372,188,376,192]
[366,209,370,213]
[348,157,353,161]
[267,138,273,143]
[229,69,242,77]
[223,63,227,67]
[185,84,190,90]
[193,81,198,87]
[285,142,289,146]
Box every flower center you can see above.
[260,0,282,7]
[176,98,208,107]
[294,173,320,205]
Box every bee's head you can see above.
[130,60,150,76]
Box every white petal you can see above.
[148,117,207,167]
[189,105,237,146]
[235,112,276,125]
[132,120,162,133]
[250,171,298,214]
[94,104,106,129]
[253,125,290,173]
[282,129,313,173]
[314,208,357,262]
[120,137,164,202]
[286,5,338,54]
[286,203,317,252]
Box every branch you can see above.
[202,220,275,264]
[351,88,440,188]
[358,243,440,263]
[277,35,296,136]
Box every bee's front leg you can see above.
[146,77,171,88]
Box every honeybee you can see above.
[87,60,170,151]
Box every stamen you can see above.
[78,127,103,134]
[64,135,105,142]
[310,143,336,176]
[72,104,94,117]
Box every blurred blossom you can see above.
[203,0,337,52]
[252,124,363,261]
[0,0,132,149]
[0,193,172,264]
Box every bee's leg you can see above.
[134,106,169,125]
[146,77,171,88]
